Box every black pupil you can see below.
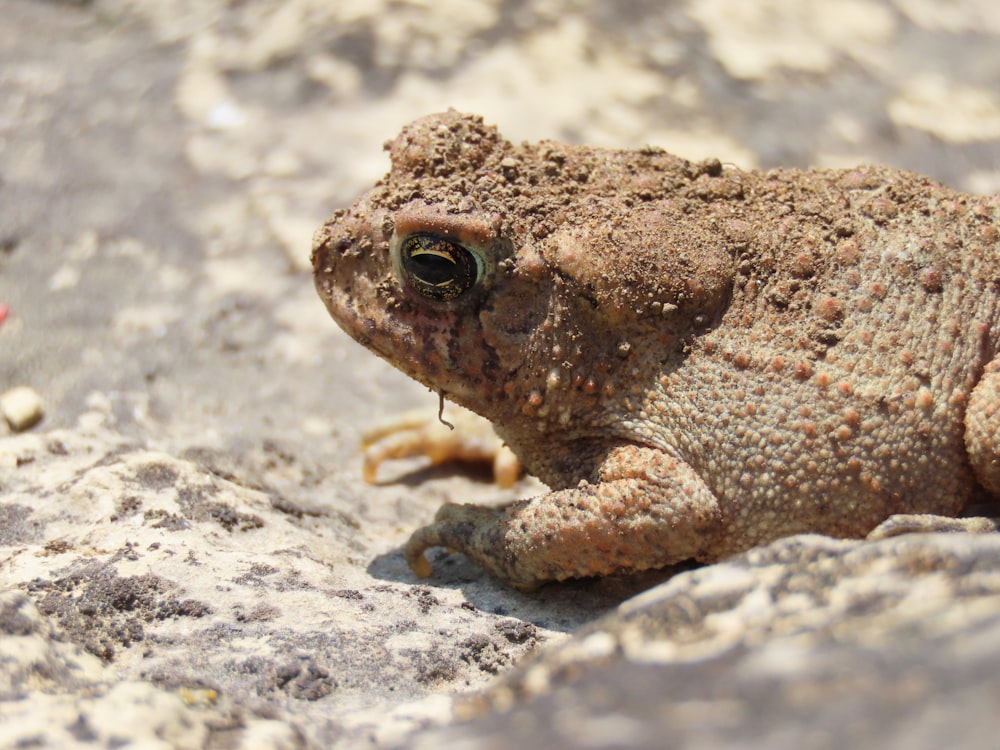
[402,235,478,300]
[409,248,458,285]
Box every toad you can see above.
[313,110,1000,590]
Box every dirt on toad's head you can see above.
[311,111,750,475]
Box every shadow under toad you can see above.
[366,543,693,634]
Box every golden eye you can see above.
[399,234,483,301]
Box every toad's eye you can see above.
[399,234,484,301]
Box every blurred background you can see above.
[2,0,999,469]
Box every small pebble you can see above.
[1,386,45,432]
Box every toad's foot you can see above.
[361,407,520,488]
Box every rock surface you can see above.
[420,532,1000,750]
[2,0,1000,748]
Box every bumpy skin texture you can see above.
[313,110,1000,590]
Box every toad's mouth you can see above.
[317,281,487,405]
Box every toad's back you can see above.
[644,166,1000,553]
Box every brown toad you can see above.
[313,110,1000,590]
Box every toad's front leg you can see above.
[405,445,724,590]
